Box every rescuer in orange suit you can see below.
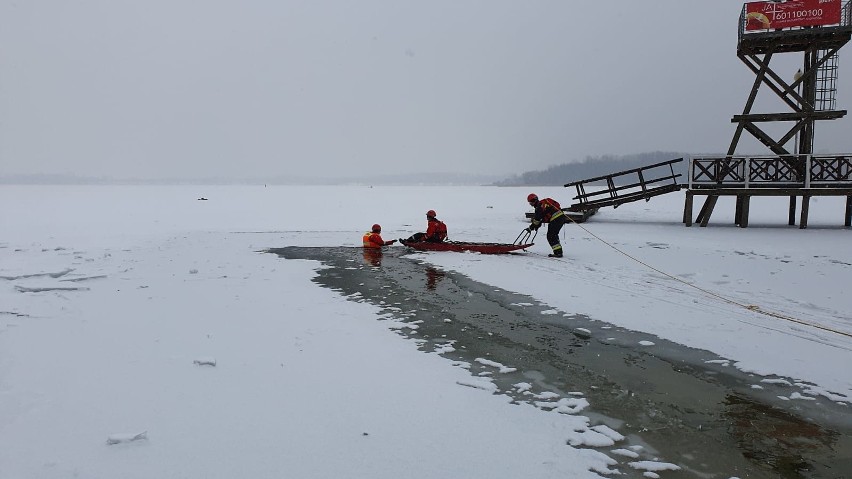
[402,210,448,243]
[363,224,397,248]
[363,224,395,267]
[526,193,566,257]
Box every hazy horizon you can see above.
[2,1,851,181]
[0,170,503,186]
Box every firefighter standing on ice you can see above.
[526,193,566,257]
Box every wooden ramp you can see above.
[564,158,684,212]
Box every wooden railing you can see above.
[689,154,852,189]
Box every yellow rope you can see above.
[565,215,852,339]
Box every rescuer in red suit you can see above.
[403,210,448,243]
[526,193,566,257]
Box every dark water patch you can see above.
[269,246,852,479]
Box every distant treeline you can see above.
[0,172,502,186]
[493,151,690,186]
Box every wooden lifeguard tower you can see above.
[684,0,852,228]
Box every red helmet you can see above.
[527,193,538,203]
[372,224,381,232]
[426,209,436,218]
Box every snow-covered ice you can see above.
[1,184,850,478]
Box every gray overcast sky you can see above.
[1,0,850,180]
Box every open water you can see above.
[270,246,852,479]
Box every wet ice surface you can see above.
[271,246,852,479]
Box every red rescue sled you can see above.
[399,240,533,254]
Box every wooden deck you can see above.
[684,155,852,228]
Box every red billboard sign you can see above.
[745,0,842,31]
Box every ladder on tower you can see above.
[816,49,840,111]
